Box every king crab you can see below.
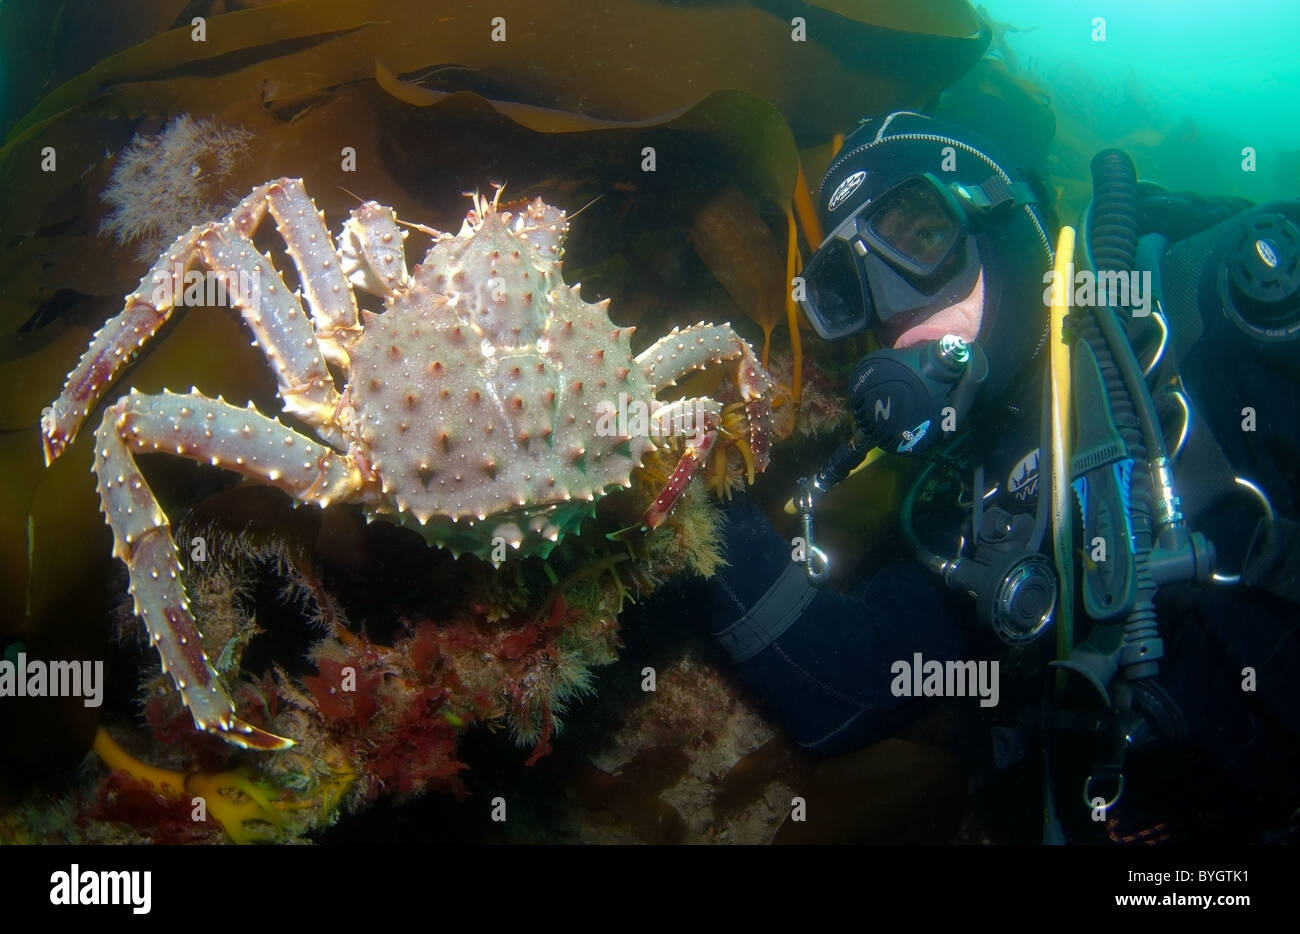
[42,179,772,749]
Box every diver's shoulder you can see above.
[1134,181,1257,241]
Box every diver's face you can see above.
[878,267,985,350]
[869,187,963,270]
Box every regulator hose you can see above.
[1088,150,1141,273]
[1090,152,1174,483]
[814,430,875,491]
[1085,149,1162,680]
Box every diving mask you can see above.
[799,172,1034,342]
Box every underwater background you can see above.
[0,0,1294,844]
[972,0,1299,204]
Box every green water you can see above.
[976,0,1299,201]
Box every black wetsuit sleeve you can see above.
[628,495,968,756]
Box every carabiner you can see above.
[796,477,832,586]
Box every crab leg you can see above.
[635,322,774,473]
[640,399,722,530]
[337,202,411,299]
[192,223,346,446]
[93,389,371,750]
[227,178,362,366]
[42,178,356,464]
[41,227,205,463]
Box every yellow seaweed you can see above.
[792,159,824,249]
[784,206,804,402]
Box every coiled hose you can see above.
[1085,149,1162,679]
[1089,150,1141,272]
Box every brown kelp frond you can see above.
[688,187,785,364]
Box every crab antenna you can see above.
[337,184,367,205]
[344,185,440,236]
[393,216,443,237]
[569,193,605,220]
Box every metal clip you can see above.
[1082,772,1125,813]
[796,477,831,586]
[1211,475,1276,585]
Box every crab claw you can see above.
[224,719,296,751]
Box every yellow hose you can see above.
[782,446,887,514]
[1049,226,1077,673]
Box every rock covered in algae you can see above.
[6,465,729,843]
[577,647,792,844]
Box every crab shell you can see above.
[345,199,658,557]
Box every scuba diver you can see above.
[627,111,1300,843]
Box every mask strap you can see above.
[952,175,1037,214]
